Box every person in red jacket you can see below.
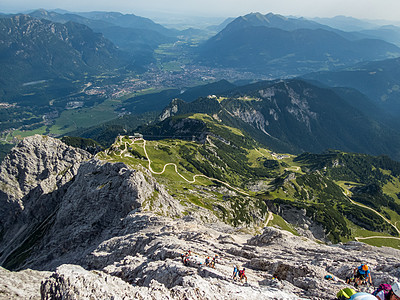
[239,268,247,283]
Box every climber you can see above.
[353,264,372,288]
[325,274,337,281]
[181,250,190,263]
[232,265,239,280]
[183,255,189,266]
[374,282,400,300]
[346,270,355,284]
[211,254,218,268]
[182,250,191,266]
[205,256,210,266]
[239,268,247,284]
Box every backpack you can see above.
[336,287,356,299]
[372,284,392,297]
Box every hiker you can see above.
[182,250,191,266]
[205,256,210,266]
[346,270,355,284]
[181,252,187,263]
[374,282,400,300]
[211,254,218,268]
[353,264,372,287]
[232,265,239,280]
[183,256,189,266]
[239,268,247,284]
[325,274,338,281]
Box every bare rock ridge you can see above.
[0,135,182,271]
[0,266,51,299]
[0,135,399,300]
[0,135,92,268]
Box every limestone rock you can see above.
[0,135,91,267]
[0,266,51,299]
[40,264,140,300]
[20,160,183,270]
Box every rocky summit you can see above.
[0,135,399,299]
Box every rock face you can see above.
[0,266,51,299]
[0,135,91,268]
[1,135,400,300]
[22,159,183,271]
[36,215,400,300]
[0,135,183,271]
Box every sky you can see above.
[1,0,399,22]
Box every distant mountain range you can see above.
[27,9,177,64]
[311,15,379,31]
[2,9,400,165]
[302,57,400,117]
[197,12,400,77]
[224,12,333,31]
[310,16,400,46]
[138,79,400,160]
[0,14,127,104]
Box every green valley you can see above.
[96,112,400,247]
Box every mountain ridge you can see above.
[0,14,128,103]
[1,134,400,299]
[153,79,400,160]
[27,9,177,63]
[198,12,400,76]
[302,57,400,117]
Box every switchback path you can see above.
[123,137,250,196]
[106,136,400,243]
[347,197,400,236]
[265,212,274,226]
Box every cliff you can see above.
[0,135,399,299]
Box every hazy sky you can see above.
[1,0,399,21]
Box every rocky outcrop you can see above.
[0,266,51,299]
[40,263,305,300]
[23,159,183,270]
[0,135,90,212]
[2,204,400,299]
[0,135,182,270]
[34,215,400,299]
[0,135,91,268]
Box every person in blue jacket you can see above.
[354,264,372,287]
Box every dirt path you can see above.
[347,197,400,236]
[342,187,400,241]
[124,138,250,196]
[265,212,274,226]
[355,236,400,241]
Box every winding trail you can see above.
[110,136,400,241]
[121,137,250,196]
[346,197,400,236]
[265,211,274,226]
[342,186,400,242]
[355,236,400,241]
